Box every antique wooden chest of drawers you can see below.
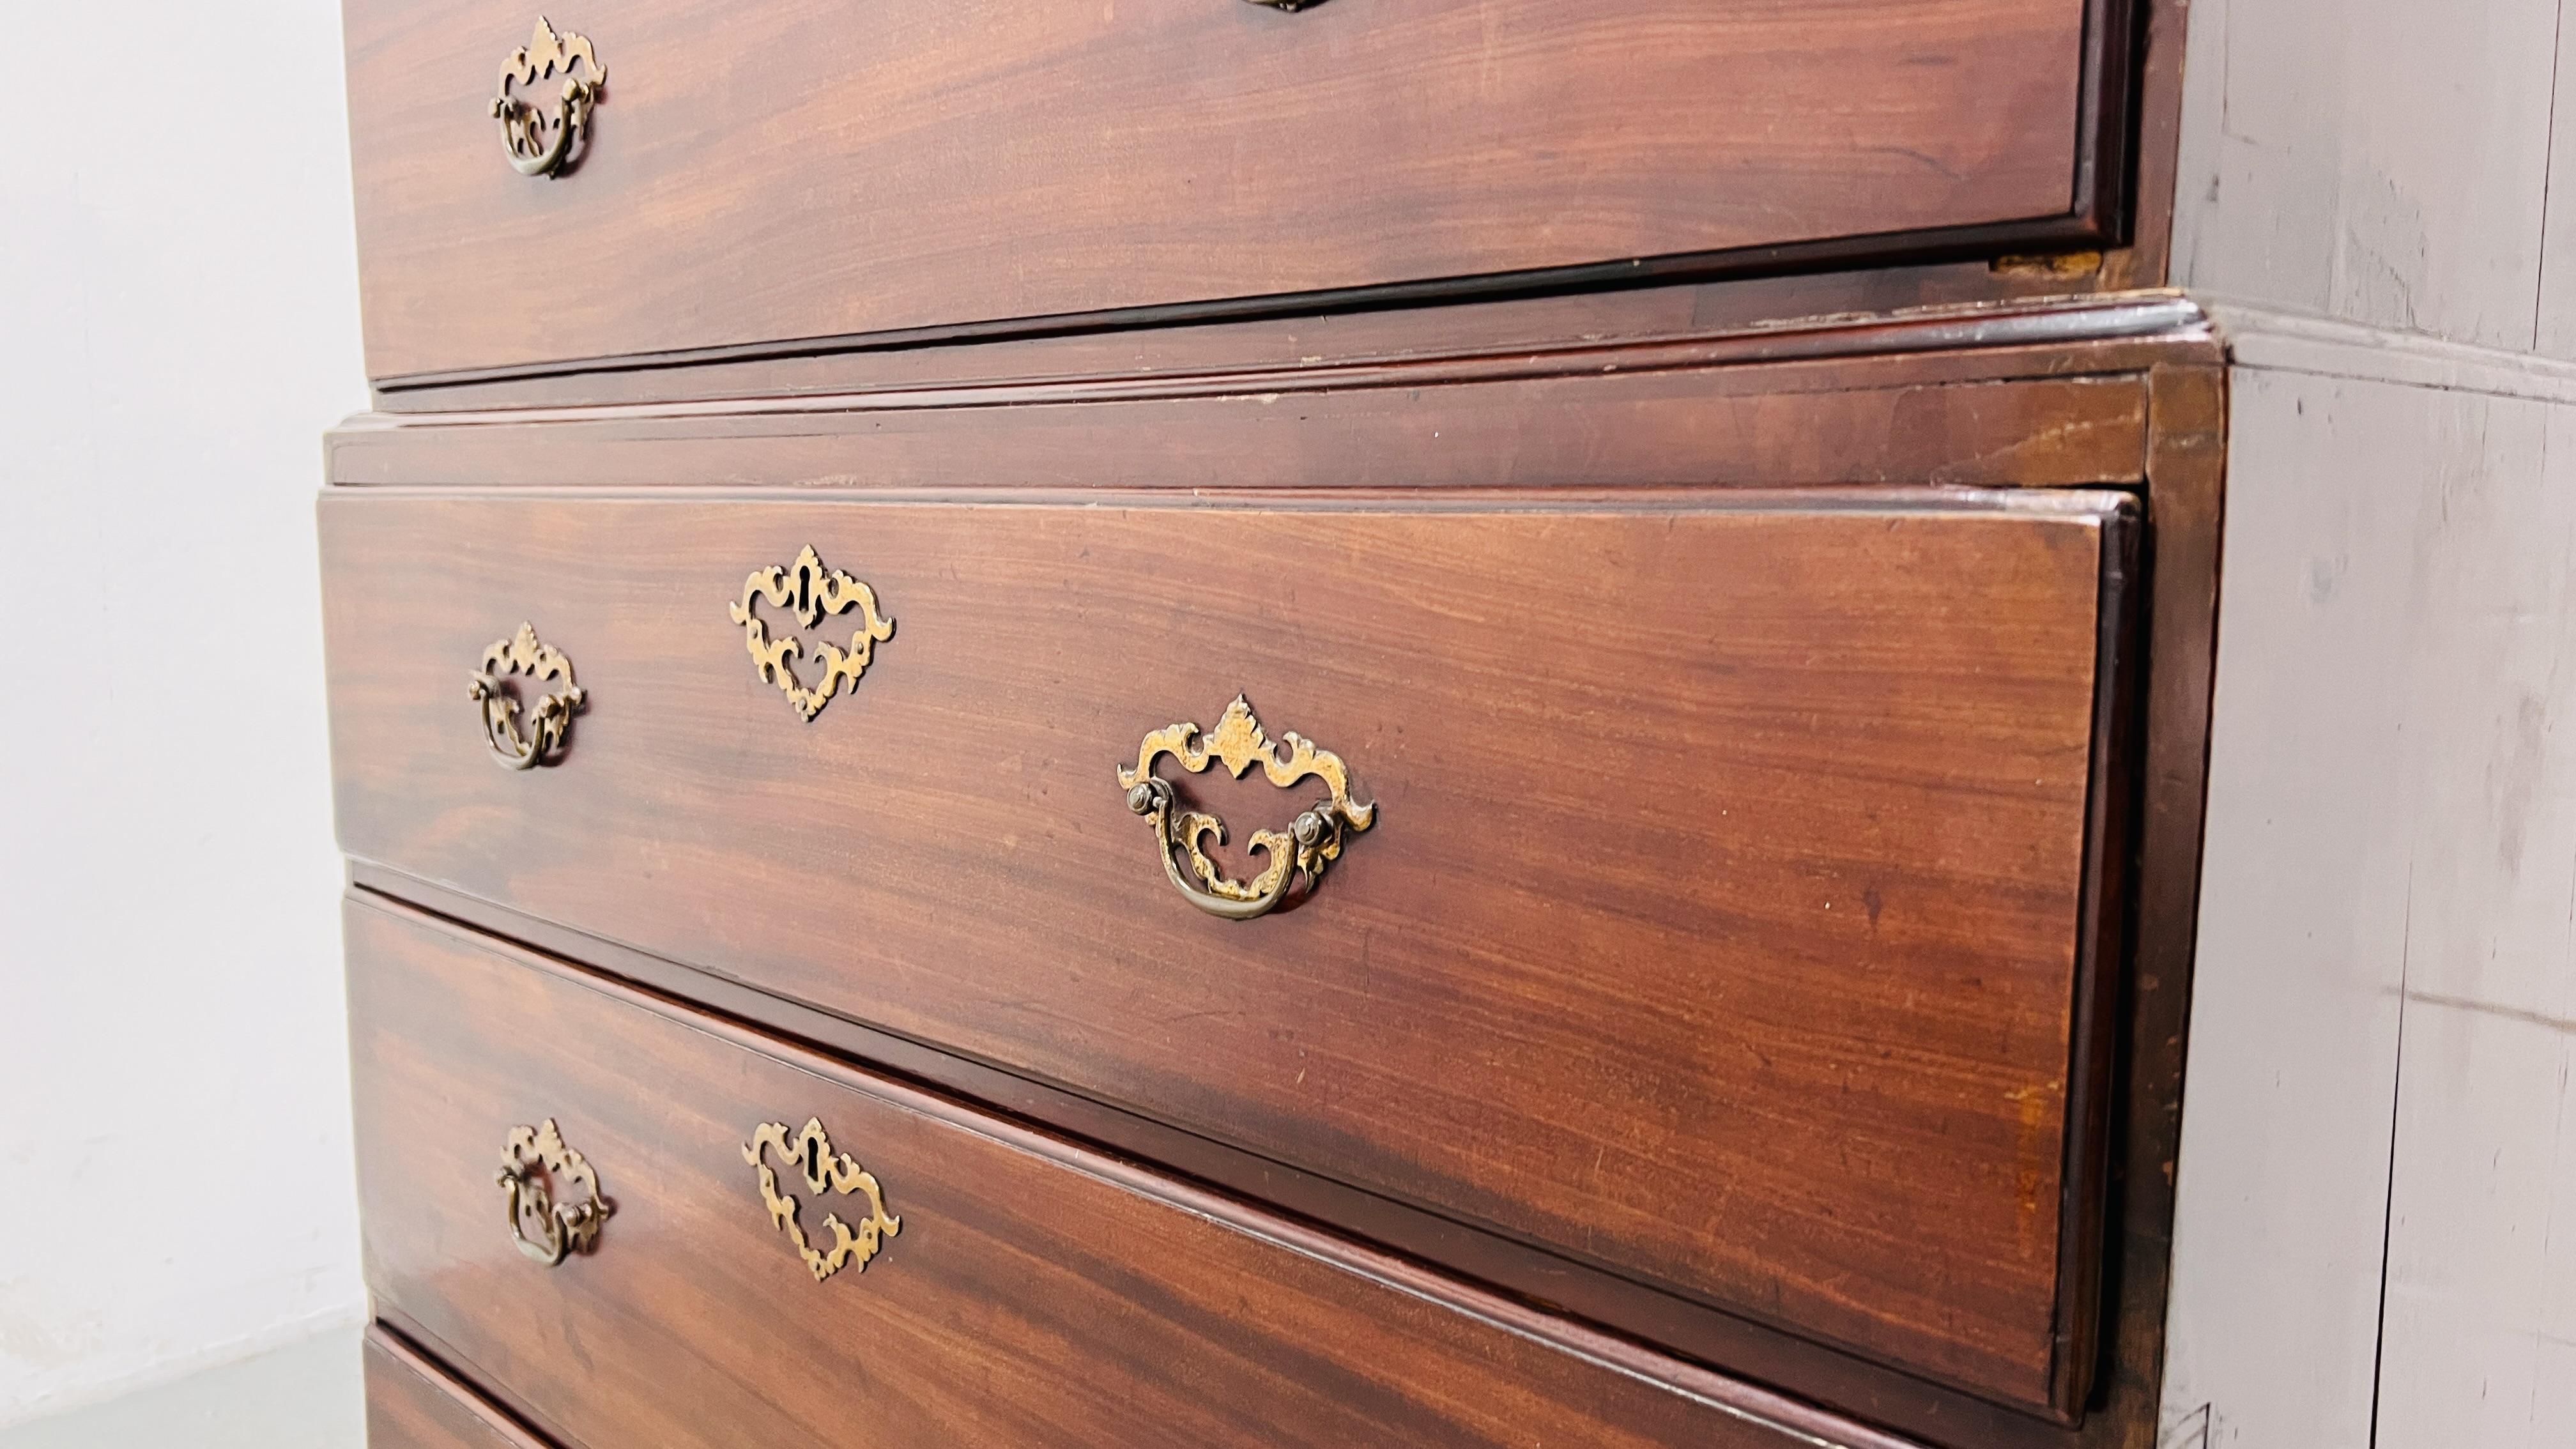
[325,2,2217,1446]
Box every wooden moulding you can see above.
[367,275,2200,417]
[332,295,2211,493]
[350,288,2209,424]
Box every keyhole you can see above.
[789,558,819,625]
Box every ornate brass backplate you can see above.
[468,622,585,770]
[490,17,604,178]
[1117,696,1375,921]
[742,1118,901,1283]
[496,1119,613,1266]
[729,546,895,721]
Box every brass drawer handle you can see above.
[1118,696,1375,921]
[496,1119,613,1266]
[1243,0,1330,9]
[468,622,585,769]
[743,1119,901,1283]
[491,17,604,178]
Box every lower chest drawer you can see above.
[348,894,1874,1449]
[324,487,2132,1414]
[366,1331,546,1449]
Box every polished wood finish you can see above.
[328,293,2212,493]
[332,366,2153,493]
[332,5,2225,1436]
[365,1330,552,1449]
[364,280,2189,415]
[346,0,2125,383]
[348,894,1928,1449]
[2080,360,2223,1446]
[326,316,2229,1449]
[323,484,2130,1414]
[355,861,2104,1449]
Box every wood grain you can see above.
[365,1330,553,1449]
[353,862,2105,1449]
[366,281,2196,417]
[322,487,2130,1412]
[346,0,2111,382]
[2073,359,2221,1449]
[347,894,1925,1449]
[330,366,2156,493]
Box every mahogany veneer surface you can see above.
[347,896,1856,1449]
[346,0,2108,381]
[322,487,2130,1411]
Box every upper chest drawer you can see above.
[346,0,2113,383]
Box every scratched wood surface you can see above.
[345,0,2108,382]
[328,364,2158,494]
[322,487,2127,1411]
[347,896,1892,1449]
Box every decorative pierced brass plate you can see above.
[1118,696,1375,920]
[729,546,895,721]
[742,1118,901,1283]
[468,622,585,769]
[490,17,604,178]
[496,1119,613,1266]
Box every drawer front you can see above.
[348,0,2107,382]
[323,488,2128,1411]
[365,1332,548,1449]
[348,895,1857,1449]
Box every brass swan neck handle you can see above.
[468,622,584,769]
[496,1119,612,1266]
[490,17,605,178]
[1117,696,1374,921]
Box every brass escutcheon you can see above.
[742,1118,901,1283]
[490,17,604,178]
[1117,696,1375,921]
[729,546,894,721]
[468,622,585,769]
[496,1119,613,1266]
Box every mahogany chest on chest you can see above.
[325,3,2218,1446]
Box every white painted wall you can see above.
[2158,340,2576,1448]
[2164,1,2576,1432]
[0,0,367,1428]
[2171,0,2567,351]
